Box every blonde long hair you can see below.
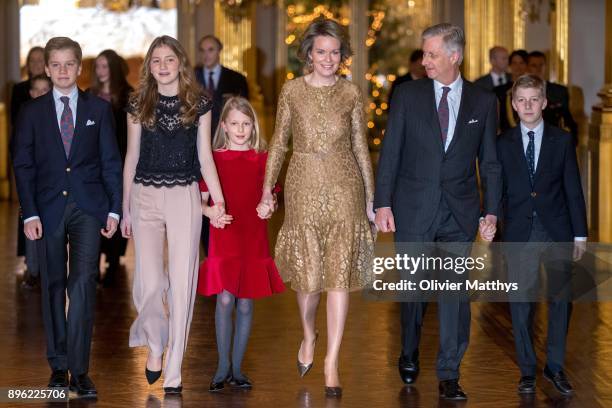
[129,35,202,129]
[213,97,266,152]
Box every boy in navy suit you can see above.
[497,74,587,396]
[12,37,122,397]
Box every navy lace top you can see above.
[127,94,212,187]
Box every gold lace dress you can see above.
[264,77,375,292]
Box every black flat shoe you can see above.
[145,367,162,385]
[48,370,68,388]
[438,379,467,401]
[518,376,536,394]
[230,375,252,389]
[209,375,232,392]
[164,385,183,394]
[543,367,573,395]
[69,374,97,398]
[325,386,342,398]
[398,355,419,385]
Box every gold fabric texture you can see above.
[264,77,376,292]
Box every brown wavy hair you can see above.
[90,49,132,110]
[130,35,202,129]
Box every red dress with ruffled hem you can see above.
[198,149,285,299]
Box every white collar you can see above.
[433,75,463,94]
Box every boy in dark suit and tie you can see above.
[497,74,587,396]
[12,37,122,397]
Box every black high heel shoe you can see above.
[297,331,319,377]
[325,386,343,398]
[145,367,162,385]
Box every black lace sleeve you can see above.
[126,97,138,115]
[196,94,212,119]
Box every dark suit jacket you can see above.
[475,72,509,92]
[10,80,32,125]
[388,73,414,110]
[497,124,587,242]
[374,78,502,237]
[11,90,122,233]
[545,81,578,144]
[195,65,249,132]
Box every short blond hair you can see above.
[44,37,82,65]
[512,74,546,99]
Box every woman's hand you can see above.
[121,210,132,238]
[256,202,273,219]
[366,201,375,224]
[258,190,276,216]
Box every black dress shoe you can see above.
[164,385,183,394]
[398,355,419,384]
[438,379,467,401]
[229,375,253,389]
[325,386,342,398]
[208,375,232,392]
[69,374,97,398]
[145,367,162,385]
[48,370,68,388]
[543,367,573,395]
[518,376,536,394]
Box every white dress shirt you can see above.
[434,75,463,152]
[490,71,507,87]
[520,119,585,242]
[203,64,222,90]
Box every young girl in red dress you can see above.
[198,96,285,391]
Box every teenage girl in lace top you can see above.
[120,35,225,394]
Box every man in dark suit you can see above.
[495,49,529,133]
[388,49,425,109]
[475,46,510,91]
[527,51,578,144]
[497,74,586,396]
[11,37,122,398]
[195,35,249,133]
[374,23,501,401]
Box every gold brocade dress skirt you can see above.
[275,149,375,292]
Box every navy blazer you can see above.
[12,89,122,233]
[374,78,501,238]
[497,124,587,242]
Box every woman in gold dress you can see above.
[259,18,375,397]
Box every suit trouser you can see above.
[507,216,573,376]
[395,197,472,381]
[128,182,202,388]
[38,201,101,375]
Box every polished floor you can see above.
[0,200,611,408]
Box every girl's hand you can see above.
[366,201,375,223]
[211,213,233,229]
[121,211,132,239]
[259,190,276,214]
[256,202,273,219]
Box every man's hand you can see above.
[573,240,586,261]
[101,216,119,238]
[478,214,497,242]
[375,207,396,233]
[24,219,43,240]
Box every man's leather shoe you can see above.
[398,355,419,384]
[69,374,97,398]
[518,376,536,394]
[543,367,573,395]
[164,385,183,394]
[48,370,68,388]
[438,379,467,401]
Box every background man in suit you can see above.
[475,46,510,91]
[497,74,587,396]
[195,35,249,133]
[12,37,122,398]
[495,49,529,133]
[388,49,425,109]
[527,51,578,144]
[374,23,501,401]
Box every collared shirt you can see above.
[520,119,544,169]
[520,119,585,241]
[434,75,463,151]
[490,71,507,87]
[53,86,78,129]
[203,64,222,90]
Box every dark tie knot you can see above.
[442,86,451,96]
[60,96,70,106]
[527,130,535,141]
